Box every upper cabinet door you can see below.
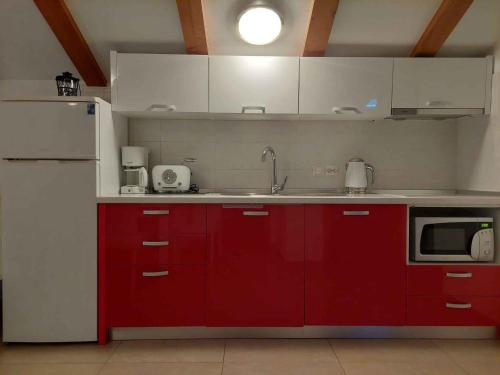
[299,58,393,118]
[113,53,208,112]
[209,56,299,114]
[393,58,489,109]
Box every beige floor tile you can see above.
[222,361,345,375]
[330,339,450,363]
[108,340,225,363]
[224,339,338,363]
[99,362,223,375]
[0,363,103,375]
[433,339,500,363]
[341,361,468,375]
[0,342,119,364]
[453,360,500,375]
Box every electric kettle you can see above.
[345,158,375,194]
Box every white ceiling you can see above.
[0,0,499,82]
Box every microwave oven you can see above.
[413,217,494,262]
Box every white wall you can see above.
[457,43,500,191]
[129,118,458,191]
[0,80,110,101]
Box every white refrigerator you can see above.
[0,98,125,342]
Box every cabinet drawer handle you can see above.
[332,106,361,114]
[143,210,169,215]
[142,271,169,277]
[446,272,473,278]
[149,104,176,112]
[426,100,451,107]
[242,105,266,114]
[343,211,370,216]
[142,241,169,247]
[446,303,472,309]
[243,211,269,216]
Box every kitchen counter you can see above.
[97,190,500,207]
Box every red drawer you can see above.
[107,235,206,266]
[106,204,206,237]
[107,264,205,327]
[407,266,500,296]
[407,295,500,326]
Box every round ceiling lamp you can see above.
[238,6,282,45]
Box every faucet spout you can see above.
[261,146,287,195]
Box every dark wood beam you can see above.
[410,0,473,57]
[303,0,340,57]
[176,0,208,55]
[33,0,106,86]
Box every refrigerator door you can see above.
[0,101,99,159]
[1,160,97,342]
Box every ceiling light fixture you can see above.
[238,6,282,45]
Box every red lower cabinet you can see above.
[206,205,304,326]
[107,264,205,327]
[306,205,407,325]
[407,296,500,326]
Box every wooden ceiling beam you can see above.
[410,0,473,57]
[303,0,340,57]
[33,0,106,86]
[176,0,208,55]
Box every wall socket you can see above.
[312,166,325,176]
[325,165,339,176]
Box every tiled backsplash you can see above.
[129,118,458,191]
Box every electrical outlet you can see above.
[325,165,339,176]
[312,166,324,176]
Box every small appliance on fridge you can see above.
[0,97,125,342]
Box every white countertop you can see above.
[97,190,500,207]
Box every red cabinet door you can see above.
[306,204,407,325]
[107,264,205,327]
[407,265,500,297]
[207,204,304,326]
[407,296,500,326]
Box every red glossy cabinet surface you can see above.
[306,205,407,325]
[107,234,206,266]
[407,266,500,296]
[106,204,206,238]
[207,205,304,326]
[407,296,500,326]
[107,264,205,327]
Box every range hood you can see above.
[388,108,485,120]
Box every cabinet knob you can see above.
[142,241,169,247]
[242,105,266,114]
[142,271,169,277]
[343,210,370,216]
[446,272,472,278]
[143,210,170,215]
[446,302,472,309]
[243,211,269,216]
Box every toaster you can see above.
[152,165,191,192]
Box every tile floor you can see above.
[0,339,499,374]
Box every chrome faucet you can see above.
[261,146,287,195]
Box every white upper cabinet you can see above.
[392,58,490,110]
[111,53,208,112]
[209,56,299,114]
[299,58,393,118]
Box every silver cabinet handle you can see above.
[142,271,169,277]
[332,106,361,114]
[343,211,370,216]
[242,105,266,114]
[149,104,176,112]
[446,303,472,309]
[426,100,451,107]
[243,211,269,216]
[143,210,170,215]
[446,272,473,278]
[142,241,169,247]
